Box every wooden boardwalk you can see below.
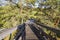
[25,24,38,40]
[0,19,60,40]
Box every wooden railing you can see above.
[0,19,60,40]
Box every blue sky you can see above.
[0,0,7,6]
[0,0,18,6]
[0,0,46,6]
[12,0,18,3]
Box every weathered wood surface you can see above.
[0,27,17,40]
[0,19,60,40]
[25,24,38,40]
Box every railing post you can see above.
[21,25,26,40]
[2,39,4,40]
[14,23,26,40]
[9,33,12,40]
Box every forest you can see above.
[0,0,60,40]
[0,0,60,29]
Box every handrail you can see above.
[27,19,60,33]
[0,21,27,40]
[36,22,60,34]
[0,27,17,40]
[14,23,25,40]
[28,24,56,40]
[0,19,60,40]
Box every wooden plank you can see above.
[0,27,17,40]
[25,24,38,40]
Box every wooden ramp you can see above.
[25,24,38,40]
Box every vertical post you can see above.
[9,33,12,40]
[21,26,26,40]
[2,39,4,40]
[14,23,26,40]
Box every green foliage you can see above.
[0,5,20,28]
[0,0,60,40]
[0,0,60,29]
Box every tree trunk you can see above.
[54,18,60,28]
